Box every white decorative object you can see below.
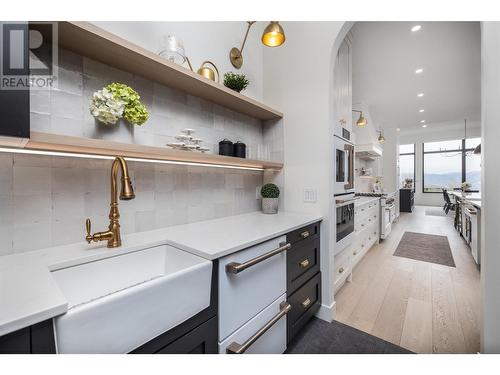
[167,129,210,153]
[89,88,126,125]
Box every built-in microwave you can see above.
[334,135,355,196]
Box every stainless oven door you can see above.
[334,136,354,195]
[336,202,355,243]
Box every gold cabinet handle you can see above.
[226,302,291,354]
[301,298,311,309]
[300,230,310,239]
[226,242,291,274]
[299,259,310,268]
[339,267,344,274]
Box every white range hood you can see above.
[355,143,383,159]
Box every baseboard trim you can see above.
[315,300,336,323]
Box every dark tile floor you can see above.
[286,318,413,354]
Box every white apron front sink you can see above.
[52,244,212,353]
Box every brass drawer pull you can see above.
[226,242,291,274]
[339,267,344,274]
[300,230,310,239]
[299,259,310,268]
[226,302,291,354]
[301,298,311,309]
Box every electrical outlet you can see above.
[303,188,317,203]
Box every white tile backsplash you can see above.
[13,166,51,196]
[2,155,265,254]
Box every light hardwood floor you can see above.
[335,206,480,354]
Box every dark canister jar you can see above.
[233,141,246,158]
[219,139,233,156]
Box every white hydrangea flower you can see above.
[89,88,126,125]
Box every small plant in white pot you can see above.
[261,183,280,214]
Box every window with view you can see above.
[399,144,415,190]
[422,137,481,193]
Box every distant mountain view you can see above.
[423,171,481,192]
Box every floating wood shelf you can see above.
[55,22,283,121]
[3,132,283,171]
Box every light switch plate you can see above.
[303,188,317,203]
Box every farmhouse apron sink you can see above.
[51,244,212,353]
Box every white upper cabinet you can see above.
[334,36,353,140]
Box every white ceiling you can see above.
[351,22,481,131]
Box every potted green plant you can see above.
[261,183,280,214]
[223,72,250,93]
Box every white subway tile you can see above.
[52,193,85,221]
[14,194,52,225]
[13,166,51,196]
[13,222,52,253]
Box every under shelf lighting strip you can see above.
[0,147,265,171]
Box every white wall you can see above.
[263,21,349,321]
[92,22,266,101]
[480,21,500,353]
[399,121,481,206]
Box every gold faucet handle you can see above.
[85,218,92,243]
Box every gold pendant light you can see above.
[261,21,286,47]
[353,110,368,127]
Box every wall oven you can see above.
[334,135,355,196]
[335,194,357,254]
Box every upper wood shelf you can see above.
[15,132,283,171]
[56,22,283,121]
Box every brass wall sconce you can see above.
[230,21,286,69]
[378,131,386,144]
[353,110,368,127]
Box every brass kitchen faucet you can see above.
[85,156,135,248]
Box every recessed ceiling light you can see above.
[419,109,425,113]
[417,93,424,97]
[420,120,426,123]
[415,68,424,74]
[411,25,422,32]
[396,128,400,132]
[422,124,427,128]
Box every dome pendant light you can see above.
[353,110,368,127]
[261,21,286,47]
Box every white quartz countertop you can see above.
[0,211,322,336]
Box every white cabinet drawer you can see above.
[219,293,288,354]
[218,236,287,341]
[334,246,351,293]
